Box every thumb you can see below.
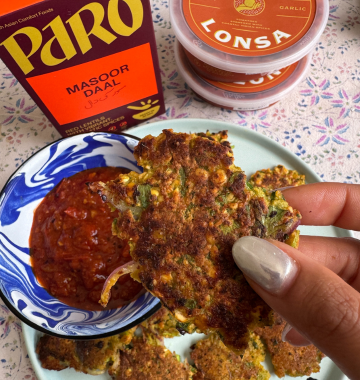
[232,236,360,380]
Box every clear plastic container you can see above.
[175,40,311,111]
[171,0,328,82]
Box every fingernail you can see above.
[281,323,293,342]
[282,323,311,347]
[232,236,299,296]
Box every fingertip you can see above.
[282,324,312,347]
[281,183,360,230]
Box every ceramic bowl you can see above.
[0,132,161,339]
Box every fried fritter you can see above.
[36,327,136,375]
[255,313,325,377]
[191,333,270,380]
[141,306,197,338]
[249,165,305,191]
[115,330,194,380]
[92,130,301,352]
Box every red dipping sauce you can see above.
[30,167,144,311]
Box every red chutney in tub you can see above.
[183,49,268,83]
[170,0,328,82]
[30,167,144,311]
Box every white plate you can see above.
[23,119,351,380]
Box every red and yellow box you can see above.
[0,0,165,136]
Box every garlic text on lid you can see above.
[171,0,328,75]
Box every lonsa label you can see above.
[183,0,316,56]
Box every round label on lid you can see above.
[201,62,299,93]
[183,0,316,56]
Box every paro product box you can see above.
[0,0,165,136]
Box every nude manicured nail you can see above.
[232,236,299,296]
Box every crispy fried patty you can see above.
[191,333,270,380]
[93,130,301,352]
[36,328,135,375]
[249,165,305,191]
[117,331,193,380]
[255,313,325,377]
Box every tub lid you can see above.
[175,40,311,110]
[171,0,327,74]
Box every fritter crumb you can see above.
[249,165,305,191]
[191,333,270,380]
[255,313,325,377]
[36,327,136,375]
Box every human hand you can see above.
[232,183,360,380]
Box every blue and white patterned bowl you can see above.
[0,132,161,339]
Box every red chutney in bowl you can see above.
[30,167,144,311]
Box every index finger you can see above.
[282,182,360,230]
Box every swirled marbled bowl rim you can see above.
[0,132,161,339]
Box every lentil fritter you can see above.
[249,165,305,191]
[116,330,194,380]
[191,332,270,380]
[255,313,325,377]
[36,327,136,375]
[92,130,301,353]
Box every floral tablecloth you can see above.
[0,0,359,378]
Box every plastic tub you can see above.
[171,0,328,82]
[175,40,311,111]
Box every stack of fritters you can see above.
[36,306,325,379]
[92,130,301,352]
[36,309,194,379]
[36,327,136,375]
[36,157,326,379]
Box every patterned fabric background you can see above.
[0,0,359,378]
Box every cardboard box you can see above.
[0,0,165,136]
